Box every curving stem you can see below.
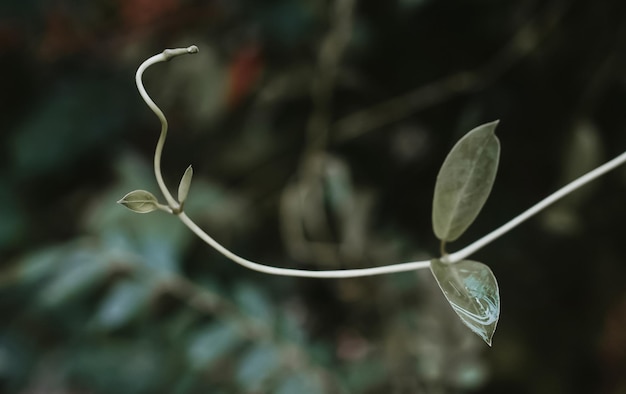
[135,45,199,211]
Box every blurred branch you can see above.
[576,16,626,114]
[305,0,356,155]
[160,273,270,337]
[280,0,361,267]
[155,269,347,391]
[331,0,569,143]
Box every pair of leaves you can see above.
[430,121,501,345]
[118,165,193,213]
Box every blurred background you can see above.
[1,0,626,393]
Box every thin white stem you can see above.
[178,212,430,278]
[135,45,199,209]
[134,46,626,279]
[442,149,626,263]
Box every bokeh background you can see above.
[1,0,626,393]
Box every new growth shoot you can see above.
[119,46,626,345]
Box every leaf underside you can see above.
[430,259,500,346]
[432,121,500,242]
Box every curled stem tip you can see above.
[163,45,199,61]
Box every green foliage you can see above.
[186,322,242,370]
[65,340,169,394]
[1,157,381,393]
[233,281,276,327]
[235,342,282,391]
[274,372,325,394]
[10,80,132,178]
[432,121,500,242]
[93,278,153,330]
[430,259,500,346]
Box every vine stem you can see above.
[443,149,626,264]
[135,45,199,210]
[135,46,626,278]
[178,212,430,278]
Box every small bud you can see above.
[177,165,193,204]
[117,190,159,213]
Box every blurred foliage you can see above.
[1,0,626,393]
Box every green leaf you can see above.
[67,341,163,394]
[93,279,152,330]
[186,322,241,370]
[234,282,275,326]
[37,250,111,308]
[117,190,159,213]
[274,372,325,394]
[432,121,500,241]
[430,259,500,346]
[15,244,66,286]
[177,165,193,204]
[236,343,281,391]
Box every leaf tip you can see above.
[483,119,500,134]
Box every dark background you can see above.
[1,0,625,393]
